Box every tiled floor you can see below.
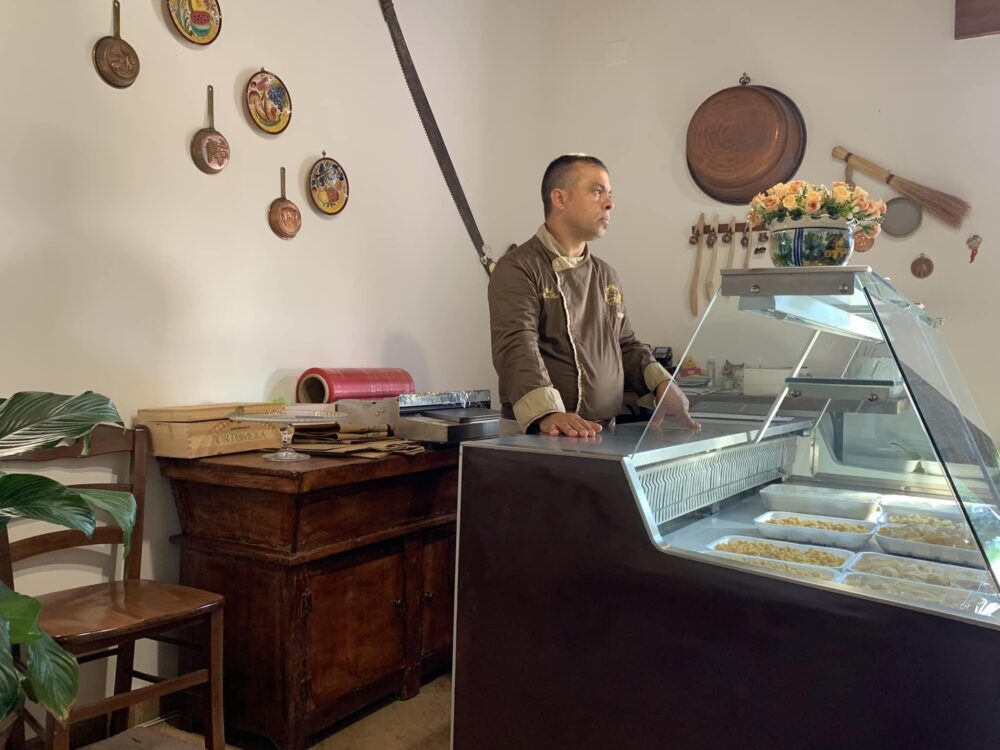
[155,675,451,750]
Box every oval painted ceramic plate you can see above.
[245,69,292,134]
[308,155,349,215]
[167,0,221,45]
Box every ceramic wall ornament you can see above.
[167,0,222,45]
[967,234,982,264]
[245,69,292,134]
[308,153,349,215]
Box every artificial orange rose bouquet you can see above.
[749,181,886,237]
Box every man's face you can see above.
[557,163,614,241]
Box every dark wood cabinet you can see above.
[160,449,458,750]
[420,526,456,659]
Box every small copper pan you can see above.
[93,0,140,89]
[269,167,301,240]
[190,85,230,174]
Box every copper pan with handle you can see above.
[686,75,806,205]
[93,0,140,89]
[190,85,230,174]
[269,167,301,240]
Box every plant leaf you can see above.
[0,583,42,645]
[0,392,123,458]
[77,489,136,556]
[0,619,22,718]
[26,632,78,724]
[0,474,96,536]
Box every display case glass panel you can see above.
[626,267,1000,626]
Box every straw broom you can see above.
[832,146,971,229]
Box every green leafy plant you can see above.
[0,392,137,724]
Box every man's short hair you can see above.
[541,154,607,217]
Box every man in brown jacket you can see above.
[488,154,699,437]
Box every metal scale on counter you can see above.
[394,390,499,443]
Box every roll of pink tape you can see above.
[296,367,415,404]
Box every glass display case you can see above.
[629,266,1000,624]
[453,267,1000,750]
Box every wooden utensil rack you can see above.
[687,214,769,317]
[689,219,765,238]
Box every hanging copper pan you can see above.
[93,0,140,89]
[190,85,230,174]
[686,76,806,205]
[269,167,301,240]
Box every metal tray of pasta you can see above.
[754,511,876,550]
[847,552,992,592]
[705,550,842,582]
[842,572,1000,620]
[874,524,982,568]
[759,483,880,520]
[706,535,855,569]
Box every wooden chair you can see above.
[0,425,224,750]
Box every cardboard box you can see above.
[136,402,281,458]
[331,398,400,428]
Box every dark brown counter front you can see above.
[161,449,458,750]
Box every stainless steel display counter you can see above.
[452,268,1000,750]
[453,429,1000,750]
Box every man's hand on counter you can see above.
[652,380,701,430]
[536,412,604,438]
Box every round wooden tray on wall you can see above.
[686,80,806,205]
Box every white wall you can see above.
[478,0,1000,436]
[0,0,497,696]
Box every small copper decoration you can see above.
[853,230,875,253]
[911,253,934,279]
[94,0,140,89]
[967,234,982,264]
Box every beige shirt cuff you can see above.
[513,386,566,432]
[643,362,672,393]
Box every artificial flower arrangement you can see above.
[748,180,886,238]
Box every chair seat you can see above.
[36,580,223,647]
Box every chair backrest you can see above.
[0,424,148,588]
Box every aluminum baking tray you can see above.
[707,535,855,569]
[842,572,1000,620]
[878,494,963,515]
[704,550,841,582]
[759,483,880,520]
[874,526,982,568]
[843,452,920,474]
[878,507,967,526]
[847,552,992,593]
[920,460,989,479]
[754,511,876,550]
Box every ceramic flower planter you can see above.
[767,215,855,267]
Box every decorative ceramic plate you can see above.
[308,154,349,215]
[167,0,221,45]
[245,69,292,134]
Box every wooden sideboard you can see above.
[159,448,459,750]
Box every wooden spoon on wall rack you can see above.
[723,217,736,269]
[704,214,719,300]
[741,220,752,268]
[689,213,705,317]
